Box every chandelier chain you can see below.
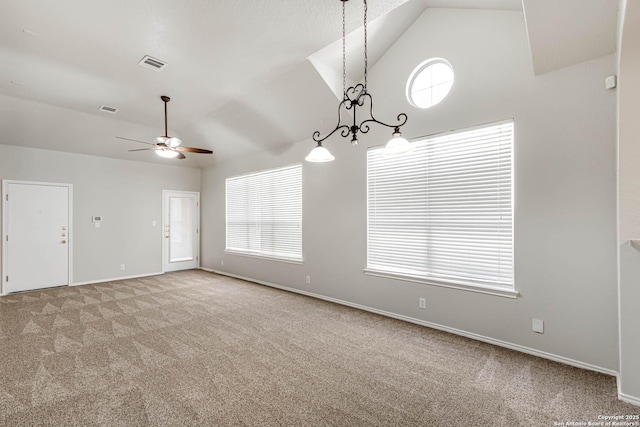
[363,0,368,90]
[309,0,407,147]
[342,0,347,98]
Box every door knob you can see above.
[61,233,67,237]
[61,240,67,244]
[165,235,170,239]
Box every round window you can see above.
[407,58,454,109]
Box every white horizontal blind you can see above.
[226,164,302,261]
[367,121,513,288]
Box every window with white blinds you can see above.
[366,121,514,291]
[226,164,302,262]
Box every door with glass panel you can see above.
[162,190,199,272]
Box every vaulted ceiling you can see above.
[0,0,619,168]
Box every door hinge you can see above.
[5,194,8,201]
[196,228,199,234]
[5,276,8,282]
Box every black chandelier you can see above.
[306,0,413,162]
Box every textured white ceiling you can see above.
[0,0,415,167]
[0,0,617,167]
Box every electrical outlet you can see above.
[305,275,311,284]
[532,318,544,334]
[120,264,125,271]
[419,297,426,309]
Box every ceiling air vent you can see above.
[138,55,167,71]
[98,105,118,114]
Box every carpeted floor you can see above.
[0,270,637,426]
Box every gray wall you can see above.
[201,9,620,373]
[0,144,200,286]
[618,0,640,404]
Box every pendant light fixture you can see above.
[307,0,412,162]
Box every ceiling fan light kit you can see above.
[307,0,411,163]
[117,95,213,160]
[155,96,180,155]
[154,136,182,148]
[168,137,182,148]
[156,148,180,158]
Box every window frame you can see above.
[364,120,517,298]
[225,164,303,264]
[406,58,455,109]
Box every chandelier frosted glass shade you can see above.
[382,130,414,157]
[305,144,335,162]
[156,148,180,158]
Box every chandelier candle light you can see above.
[306,0,413,162]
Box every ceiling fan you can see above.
[117,95,213,159]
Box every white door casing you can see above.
[162,190,199,272]
[2,180,72,294]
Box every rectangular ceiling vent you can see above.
[98,105,118,114]
[138,55,167,71]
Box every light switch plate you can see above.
[605,75,617,90]
[532,318,544,333]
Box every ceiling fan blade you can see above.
[128,148,158,152]
[176,152,186,159]
[174,146,213,154]
[116,136,156,146]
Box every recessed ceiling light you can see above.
[138,55,168,71]
[98,105,118,114]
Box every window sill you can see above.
[363,268,519,299]
[224,250,303,265]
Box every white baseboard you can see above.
[72,271,163,287]
[205,268,619,379]
[619,390,640,407]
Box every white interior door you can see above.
[2,181,72,294]
[163,190,199,272]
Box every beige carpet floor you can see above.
[0,270,637,426]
